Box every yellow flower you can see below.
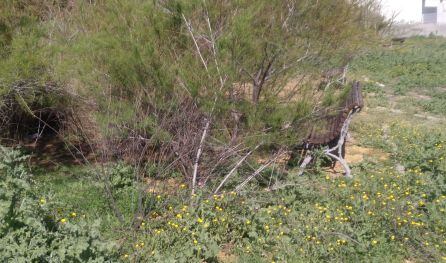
[180,184,187,189]
[123,254,129,258]
[371,240,378,245]
[246,220,251,225]
[176,214,182,219]
[156,195,161,200]
[197,218,203,223]
[60,218,67,224]
[70,212,76,217]
[193,239,198,245]
[39,198,46,205]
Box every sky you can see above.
[381,0,423,23]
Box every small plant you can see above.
[0,146,119,262]
[109,161,135,192]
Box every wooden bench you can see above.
[294,81,364,178]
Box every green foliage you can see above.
[109,162,136,192]
[0,147,119,262]
[0,0,386,147]
[365,123,446,179]
[352,37,446,94]
[417,91,446,115]
[114,142,446,262]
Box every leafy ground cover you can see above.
[1,36,440,262]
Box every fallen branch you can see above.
[235,150,284,192]
[214,144,260,194]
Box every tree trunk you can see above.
[252,83,261,104]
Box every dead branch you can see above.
[213,144,260,194]
[182,13,209,74]
[191,118,211,196]
[235,150,285,192]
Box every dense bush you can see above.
[0,0,386,145]
[0,146,118,262]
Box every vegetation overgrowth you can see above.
[0,147,118,261]
[1,0,446,262]
[1,0,384,148]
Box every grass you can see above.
[26,37,446,262]
[352,36,446,94]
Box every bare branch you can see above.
[235,150,285,192]
[181,13,209,74]
[214,144,260,194]
[191,118,211,196]
[205,12,225,87]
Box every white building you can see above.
[381,0,446,24]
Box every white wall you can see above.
[381,0,423,23]
[438,1,446,24]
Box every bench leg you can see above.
[325,151,352,178]
[297,153,313,176]
[324,110,356,178]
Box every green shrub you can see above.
[108,162,135,192]
[2,0,386,140]
[0,147,118,262]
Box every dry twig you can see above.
[214,144,260,194]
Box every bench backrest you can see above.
[305,81,363,146]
